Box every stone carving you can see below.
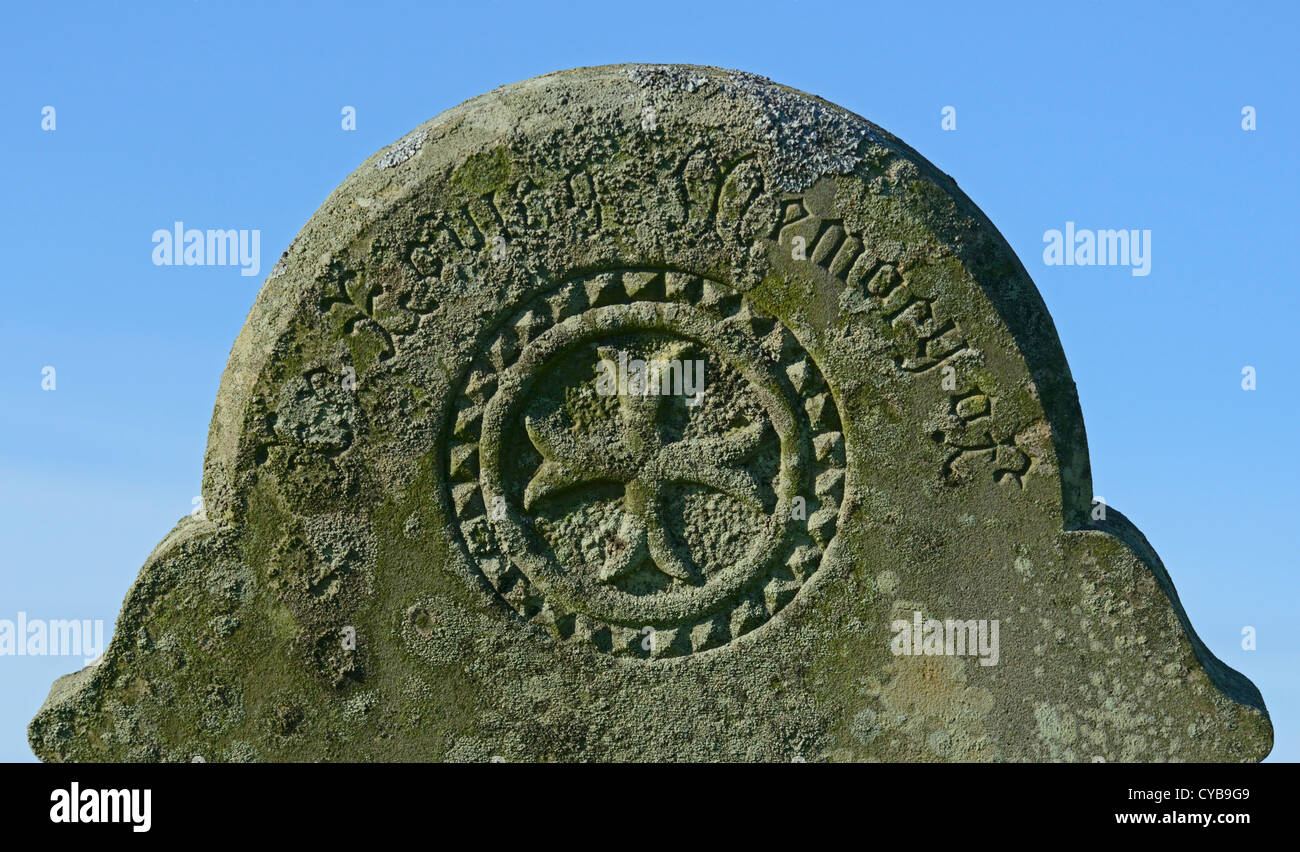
[447,268,844,657]
[30,65,1270,762]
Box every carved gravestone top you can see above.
[31,65,1270,762]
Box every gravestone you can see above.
[31,65,1271,762]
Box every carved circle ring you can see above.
[444,268,846,658]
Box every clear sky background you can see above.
[1,0,1295,762]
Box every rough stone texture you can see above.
[30,65,1271,762]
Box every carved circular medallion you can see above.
[445,268,846,657]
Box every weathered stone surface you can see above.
[31,65,1270,762]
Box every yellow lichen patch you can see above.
[873,653,997,761]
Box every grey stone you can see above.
[30,64,1270,762]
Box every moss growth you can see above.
[452,145,513,196]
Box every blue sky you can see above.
[1,0,1295,761]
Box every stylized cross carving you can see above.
[522,344,768,585]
